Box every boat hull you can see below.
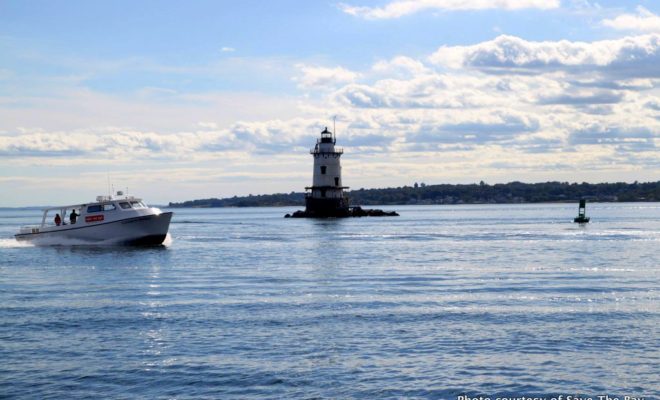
[15,212,173,246]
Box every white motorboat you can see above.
[15,192,173,245]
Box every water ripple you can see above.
[1,204,659,398]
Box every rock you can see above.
[288,210,308,218]
[284,206,398,218]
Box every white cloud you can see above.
[320,37,660,168]
[339,0,559,19]
[372,56,430,77]
[4,39,658,167]
[294,64,360,89]
[221,47,236,52]
[0,117,329,161]
[4,34,660,206]
[602,6,660,33]
[429,34,660,78]
[0,128,218,160]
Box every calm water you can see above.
[1,204,658,399]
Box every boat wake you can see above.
[0,238,34,248]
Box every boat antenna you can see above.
[107,173,111,197]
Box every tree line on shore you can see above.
[168,181,660,208]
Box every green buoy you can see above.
[574,199,590,223]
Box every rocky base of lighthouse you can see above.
[285,206,399,218]
[304,197,350,217]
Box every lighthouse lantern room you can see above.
[304,127,349,217]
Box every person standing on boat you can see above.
[54,214,62,226]
[70,209,78,225]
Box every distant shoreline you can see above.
[168,181,660,208]
[3,201,659,211]
[2,181,657,209]
[161,201,660,210]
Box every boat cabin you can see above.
[18,193,150,234]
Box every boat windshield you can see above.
[87,203,117,213]
[130,201,147,208]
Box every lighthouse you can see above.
[304,127,350,217]
[284,124,398,218]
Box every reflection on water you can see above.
[0,204,658,398]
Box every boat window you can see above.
[119,202,131,209]
[103,203,116,211]
[130,201,144,208]
[87,205,103,213]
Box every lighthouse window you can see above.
[335,177,339,186]
[320,166,327,174]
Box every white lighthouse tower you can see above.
[304,126,349,217]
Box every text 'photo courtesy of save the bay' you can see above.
[1,2,659,400]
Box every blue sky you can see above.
[1,0,659,206]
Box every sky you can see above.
[1,0,659,206]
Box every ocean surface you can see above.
[1,203,658,399]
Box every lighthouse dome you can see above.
[320,127,334,144]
